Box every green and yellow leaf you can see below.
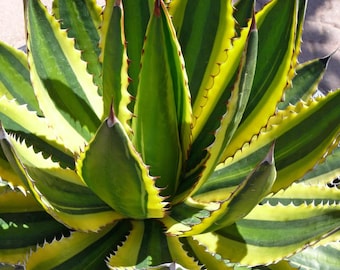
[193,202,340,266]
[78,108,166,219]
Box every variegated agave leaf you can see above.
[0,0,339,269]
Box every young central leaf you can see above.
[132,2,191,197]
[77,107,165,219]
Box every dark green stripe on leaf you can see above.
[275,91,340,171]
[278,56,330,109]
[173,1,221,102]
[123,0,150,100]
[101,2,126,118]
[0,211,69,249]
[53,0,103,95]
[50,221,131,270]
[26,167,112,214]
[28,0,100,134]
[219,210,340,247]
[242,0,295,121]
[137,220,172,267]
[79,109,164,219]
[0,43,41,114]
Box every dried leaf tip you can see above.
[250,8,257,31]
[0,121,6,139]
[154,0,161,17]
[114,0,122,7]
[107,102,117,128]
[264,141,276,165]
[320,48,337,67]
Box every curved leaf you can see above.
[27,221,131,270]
[0,96,73,158]
[298,145,340,186]
[0,188,69,265]
[278,56,330,109]
[78,108,165,219]
[131,1,191,197]
[27,0,102,149]
[4,133,121,231]
[177,16,258,200]
[223,0,301,159]
[214,89,340,193]
[165,145,276,236]
[288,241,340,270]
[193,203,340,266]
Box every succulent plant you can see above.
[0,0,339,269]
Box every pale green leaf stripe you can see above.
[192,140,272,200]
[53,0,103,95]
[193,203,340,266]
[299,146,340,185]
[27,167,112,214]
[278,56,330,109]
[240,204,340,247]
[0,42,41,114]
[262,183,340,206]
[288,242,340,270]
[27,222,131,270]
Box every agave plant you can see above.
[0,0,339,269]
